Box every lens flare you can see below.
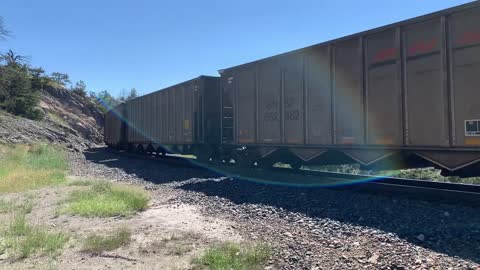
[105,44,402,183]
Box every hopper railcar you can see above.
[105,76,222,160]
[219,1,480,174]
[105,1,480,175]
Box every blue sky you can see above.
[0,0,473,97]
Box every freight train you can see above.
[105,2,480,175]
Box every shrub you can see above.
[71,80,87,97]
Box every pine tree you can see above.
[0,64,42,119]
[126,88,138,100]
[72,80,87,97]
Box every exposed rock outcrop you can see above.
[0,85,104,151]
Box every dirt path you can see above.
[69,148,480,270]
[2,147,479,270]
[0,179,242,270]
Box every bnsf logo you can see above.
[408,38,438,55]
[373,47,397,62]
[456,31,480,46]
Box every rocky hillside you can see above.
[0,85,105,151]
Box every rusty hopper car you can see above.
[219,1,480,173]
[104,76,221,159]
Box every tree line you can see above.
[0,17,138,119]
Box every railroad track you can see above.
[104,149,480,207]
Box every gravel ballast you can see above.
[70,147,480,270]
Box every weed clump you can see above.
[1,211,69,260]
[82,227,131,254]
[193,242,271,270]
[65,182,149,217]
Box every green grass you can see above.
[82,227,131,254]
[193,242,271,270]
[0,144,68,194]
[1,211,69,260]
[67,179,95,186]
[64,182,149,217]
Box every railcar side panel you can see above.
[282,54,304,144]
[139,97,146,143]
[450,7,480,147]
[151,93,157,143]
[193,84,202,142]
[131,100,138,142]
[305,46,332,145]
[235,68,256,144]
[203,77,222,145]
[150,92,158,143]
[184,84,194,143]
[333,38,365,145]
[175,87,184,143]
[221,74,235,144]
[365,29,402,146]
[258,60,282,144]
[168,89,176,142]
[404,19,448,147]
[126,102,132,142]
[116,108,121,144]
[135,98,141,143]
[160,91,168,142]
[145,95,152,142]
[154,92,165,143]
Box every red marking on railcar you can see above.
[456,31,480,46]
[373,47,397,62]
[408,38,438,56]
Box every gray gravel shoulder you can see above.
[70,148,480,270]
